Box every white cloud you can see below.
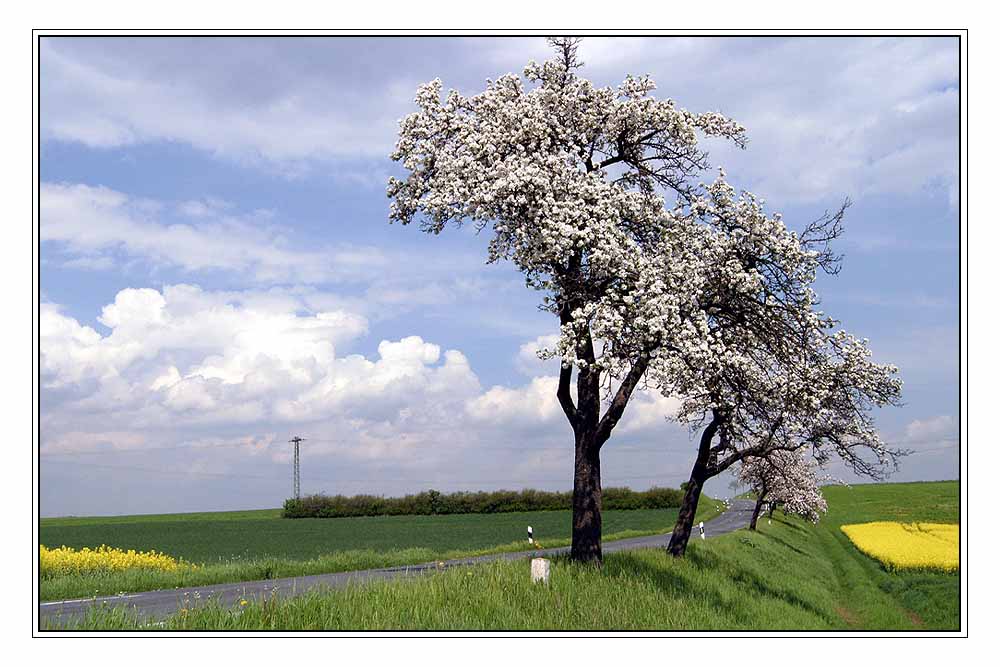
[41,182,387,285]
[904,415,957,443]
[42,285,367,391]
[40,38,410,167]
[465,373,681,438]
[40,286,713,515]
[514,334,561,376]
[40,182,508,320]
[617,391,683,434]
[40,37,958,209]
[482,37,958,208]
[697,39,958,207]
[466,376,563,427]
[40,285,494,439]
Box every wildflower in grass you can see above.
[841,522,958,573]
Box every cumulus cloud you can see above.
[466,376,563,427]
[39,285,533,511]
[39,285,720,515]
[465,372,683,439]
[40,285,498,434]
[514,334,561,376]
[616,391,683,434]
[42,285,367,391]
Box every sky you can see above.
[38,36,960,517]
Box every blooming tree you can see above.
[387,38,744,563]
[737,449,834,530]
[636,172,904,556]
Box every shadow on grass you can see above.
[605,548,837,629]
[770,516,811,535]
[761,533,814,558]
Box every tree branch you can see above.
[557,362,577,425]
[595,352,650,446]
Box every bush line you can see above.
[282,487,685,519]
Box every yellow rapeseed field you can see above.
[841,522,959,573]
[40,544,196,579]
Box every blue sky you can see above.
[39,36,959,516]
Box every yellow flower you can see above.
[240,599,248,606]
[841,522,958,573]
[39,544,197,579]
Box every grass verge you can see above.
[41,498,721,602]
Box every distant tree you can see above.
[737,449,835,530]
[388,37,744,564]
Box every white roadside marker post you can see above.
[698,521,706,540]
[527,526,533,545]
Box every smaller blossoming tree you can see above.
[737,449,836,529]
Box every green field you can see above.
[62,480,960,631]
[41,506,711,563]
[40,499,725,601]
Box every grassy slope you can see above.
[41,497,723,601]
[63,481,959,631]
[817,481,960,629]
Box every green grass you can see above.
[56,481,959,631]
[814,481,960,629]
[41,497,724,601]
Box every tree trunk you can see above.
[667,413,721,557]
[666,470,706,557]
[554,292,649,566]
[570,435,603,564]
[749,493,766,531]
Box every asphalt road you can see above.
[39,499,757,629]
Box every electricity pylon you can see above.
[289,436,305,499]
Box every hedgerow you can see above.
[282,487,684,518]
